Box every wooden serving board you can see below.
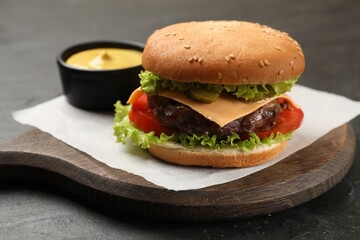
[0,124,356,221]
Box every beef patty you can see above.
[148,95,285,139]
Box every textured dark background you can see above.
[0,0,359,239]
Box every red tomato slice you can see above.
[128,92,173,136]
[255,101,304,139]
[131,93,149,111]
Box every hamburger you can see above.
[114,21,305,168]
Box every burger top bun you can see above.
[142,21,305,85]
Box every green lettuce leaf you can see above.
[113,101,293,151]
[139,71,297,101]
[114,102,156,149]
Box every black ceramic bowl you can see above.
[57,40,144,111]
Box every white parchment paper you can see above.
[12,85,360,190]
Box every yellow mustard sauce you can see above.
[65,48,142,70]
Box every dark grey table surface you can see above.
[1,0,359,239]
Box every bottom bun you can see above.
[149,142,287,168]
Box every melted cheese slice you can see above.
[158,90,296,127]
